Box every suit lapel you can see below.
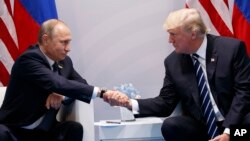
[35,44,63,75]
[206,35,218,104]
[57,61,65,76]
[33,45,52,69]
[206,36,217,84]
[181,55,201,107]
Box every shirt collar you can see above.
[39,47,55,69]
[195,36,207,60]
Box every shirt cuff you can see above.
[223,128,230,135]
[92,87,100,99]
[131,99,139,114]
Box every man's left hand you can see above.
[45,92,64,110]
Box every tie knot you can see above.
[192,53,199,58]
[52,62,58,72]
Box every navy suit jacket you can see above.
[137,34,250,128]
[0,45,94,127]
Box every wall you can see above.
[56,0,185,140]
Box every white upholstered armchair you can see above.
[0,87,94,141]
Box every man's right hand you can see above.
[102,90,132,109]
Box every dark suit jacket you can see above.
[0,45,94,127]
[137,34,250,128]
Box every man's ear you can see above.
[42,34,49,45]
[191,31,197,39]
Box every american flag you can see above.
[0,0,57,86]
[1,0,250,86]
[186,0,250,55]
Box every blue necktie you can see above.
[192,54,219,139]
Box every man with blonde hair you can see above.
[106,8,250,141]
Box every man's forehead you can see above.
[167,27,181,33]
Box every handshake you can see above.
[102,90,132,109]
[101,83,140,110]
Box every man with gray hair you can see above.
[0,19,128,141]
[106,8,250,141]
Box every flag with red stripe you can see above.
[0,0,58,86]
[232,0,250,55]
[186,0,250,55]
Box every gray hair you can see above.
[38,19,64,44]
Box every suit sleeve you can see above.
[60,57,90,105]
[15,53,94,103]
[223,41,250,127]
[137,58,179,117]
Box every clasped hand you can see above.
[45,91,131,110]
[102,90,131,109]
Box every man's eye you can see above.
[170,33,177,36]
[61,41,69,45]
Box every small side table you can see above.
[94,117,165,141]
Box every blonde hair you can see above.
[163,8,207,36]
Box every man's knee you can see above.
[161,116,206,141]
[66,121,83,141]
[70,122,83,131]
[67,121,84,136]
[161,117,179,140]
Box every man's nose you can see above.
[168,36,174,43]
[65,45,71,52]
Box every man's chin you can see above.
[174,49,182,54]
[174,50,188,54]
[60,56,67,60]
